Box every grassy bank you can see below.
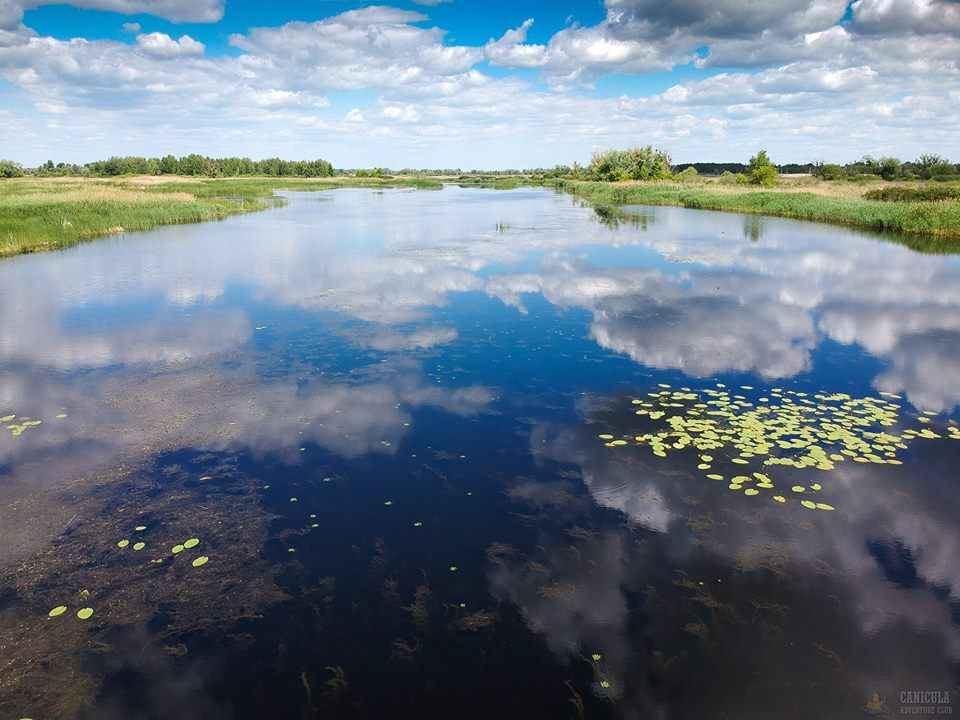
[552,179,960,250]
[0,176,441,258]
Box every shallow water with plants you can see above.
[1,186,958,719]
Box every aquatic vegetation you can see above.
[183,538,200,549]
[134,525,147,531]
[47,606,67,617]
[601,383,951,509]
[171,544,184,554]
[5,419,42,437]
[133,542,145,551]
[55,414,67,419]
[117,540,129,548]
[76,608,93,620]
[192,556,209,567]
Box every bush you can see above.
[821,163,844,180]
[588,146,673,182]
[675,166,698,182]
[747,150,779,186]
[865,185,960,202]
[0,160,24,178]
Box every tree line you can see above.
[1,150,956,183]
[0,155,333,178]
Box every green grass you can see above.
[551,179,960,252]
[864,184,960,202]
[0,176,442,258]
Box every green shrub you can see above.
[747,150,779,186]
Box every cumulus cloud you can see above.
[0,0,958,169]
[850,0,960,35]
[135,31,204,58]
[0,0,223,30]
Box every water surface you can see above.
[1,186,958,719]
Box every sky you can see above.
[0,0,958,168]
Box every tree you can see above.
[0,159,24,178]
[588,146,672,182]
[747,150,779,186]
[820,164,844,180]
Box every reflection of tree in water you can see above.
[743,215,765,242]
[590,205,652,230]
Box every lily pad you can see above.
[77,608,94,620]
[48,605,67,617]
[192,556,209,567]
[183,538,200,549]
[133,542,145,551]
[117,540,130,548]
[171,545,184,554]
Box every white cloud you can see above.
[135,32,204,58]
[120,21,140,33]
[0,1,957,165]
[0,0,223,30]
[851,0,960,35]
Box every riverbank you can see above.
[0,176,441,258]
[552,178,960,250]
[5,175,960,258]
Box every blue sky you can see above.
[0,0,958,168]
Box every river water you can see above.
[1,186,958,719]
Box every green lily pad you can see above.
[183,538,200,549]
[77,608,94,620]
[171,545,184,554]
[192,556,209,567]
[117,540,129,548]
[48,605,67,617]
[133,542,145,551]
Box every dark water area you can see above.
[1,186,958,719]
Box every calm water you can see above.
[1,186,958,719]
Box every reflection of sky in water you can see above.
[0,187,958,719]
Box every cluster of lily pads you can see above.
[598,383,959,509]
[2,411,68,437]
[45,526,212,621]
[47,589,95,622]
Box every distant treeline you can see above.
[673,162,814,175]
[1,151,957,182]
[0,155,333,178]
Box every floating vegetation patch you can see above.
[4,418,42,437]
[598,383,955,509]
[76,608,93,620]
[183,538,200,549]
[192,556,209,568]
[47,606,67,618]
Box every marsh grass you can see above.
[552,179,960,249]
[0,176,443,258]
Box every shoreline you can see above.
[2,175,960,259]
